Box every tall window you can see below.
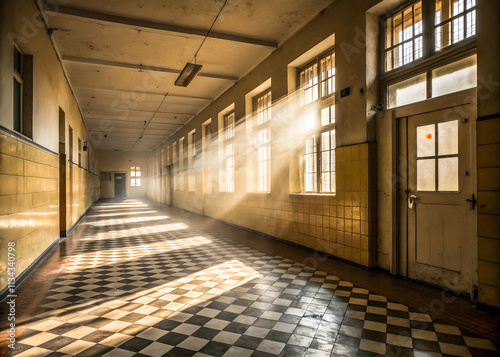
[131,167,141,186]
[255,90,271,192]
[13,46,22,133]
[383,0,477,108]
[221,111,235,192]
[299,50,336,193]
[173,142,178,190]
[78,138,82,166]
[188,130,196,192]
[179,138,185,191]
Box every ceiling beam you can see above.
[74,87,212,101]
[85,117,184,126]
[63,56,239,81]
[43,5,278,48]
[82,105,197,117]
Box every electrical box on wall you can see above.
[340,87,350,98]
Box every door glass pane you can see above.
[438,120,458,155]
[417,159,436,191]
[438,157,459,191]
[417,124,435,157]
[387,73,427,108]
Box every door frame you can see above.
[393,89,478,293]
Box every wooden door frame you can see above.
[392,90,478,290]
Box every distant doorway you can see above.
[114,173,126,199]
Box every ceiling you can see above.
[40,0,334,152]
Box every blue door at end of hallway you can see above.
[114,173,126,199]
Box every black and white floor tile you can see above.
[6,201,499,356]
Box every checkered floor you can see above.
[5,200,499,357]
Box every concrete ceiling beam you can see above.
[43,5,278,48]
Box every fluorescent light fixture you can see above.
[175,62,202,87]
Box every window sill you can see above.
[289,193,336,197]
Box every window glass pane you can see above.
[438,157,458,191]
[387,73,427,108]
[304,112,316,131]
[386,18,392,49]
[438,120,458,155]
[393,13,403,46]
[466,9,476,37]
[417,159,436,191]
[13,78,21,132]
[432,55,476,98]
[414,2,423,35]
[417,124,435,157]
[14,47,21,73]
[136,178,141,187]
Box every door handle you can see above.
[466,194,477,210]
[408,194,418,209]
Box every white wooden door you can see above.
[406,108,475,294]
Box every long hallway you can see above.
[1,200,499,357]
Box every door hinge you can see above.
[466,194,477,210]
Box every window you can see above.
[131,166,141,186]
[220,111,235,192]
[13,46,22,133]
[435,0,476,51]
[188,130,196,192]
[12,45,33,138]
[68,126,73,163]
[173,142,178,190]
[383,1,477,108]
[179,137,185,191]
[384,1,423,71]
[202,119,212,195]
[78,138,82,166]
[255,90,271,192]
[299,50,336,193]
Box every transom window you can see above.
[385,1,423,71]
[384,0,476,72]
[435,0,476,51]
[131,166,141,186]
[300,51,335,104]
[255,90,271,192]
[299,49,336,194]
[383,0,477,108]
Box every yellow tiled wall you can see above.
[184,143,378,268]
[0,130,59,290]
[477,118,500,308]
[0,129,99,292]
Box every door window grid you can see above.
[222,111,235,192]
[131,166,141,187]
[299,49,336,194]
[256,91,271,192]
[416,120,458,192]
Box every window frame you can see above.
[380,0,477,108]
[13,45,23,134]
[253,88,272,193]
[130,166,141,187]
[221,111,235,193]
[298,48,336,194]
